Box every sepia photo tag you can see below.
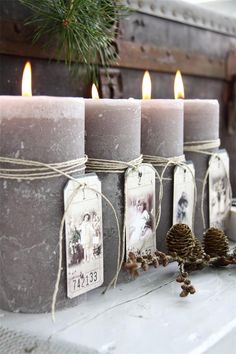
[64,174,103,298]
[173,162,195,230]
[125,164,156,260]
[209,149,231,230]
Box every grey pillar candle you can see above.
[184,99,219,239]
[85,99,141,284]
[141,99,184,251]
[0,96,85,313]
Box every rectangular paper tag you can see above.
[125,164,156,259]
[64,174,103,298]
[173,162,195,229]
[209,149,231,229]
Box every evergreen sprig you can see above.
[20,0,129,77]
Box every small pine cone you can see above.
[166,224,195,259]
[203,228,229,257]
[180,290,188,297]
[184,279,191,285]
[182,272,188,278]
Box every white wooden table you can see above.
[1,255,236,354]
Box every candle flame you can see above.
[174,70,185,99]
[142,70,151,99]
[22,61,32,97]
[92,84,99,99]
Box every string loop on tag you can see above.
[143,155,197,231]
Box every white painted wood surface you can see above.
[1,256,236,354]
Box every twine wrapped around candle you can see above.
[143,154,197,229]
[0,155,121,321]
[184,138,221,152]
[86,155,143,173]
[184,139,232,230]
[0,156,87,179]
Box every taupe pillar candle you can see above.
[85,99,141,284]
[141,100,184,251]
[184,99,220,239]
[0,96,85,313]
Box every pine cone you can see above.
[166,224,195,259]
[203,227,229,257]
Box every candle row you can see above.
[0,62,220,313]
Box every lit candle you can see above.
[141,71,184,250]
[175,70,220,237]
[85,87,141,283]
[0,62,85,313]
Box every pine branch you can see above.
[19,0,130,77]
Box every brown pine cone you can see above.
[203,227,229,257]
[166,224,195,259]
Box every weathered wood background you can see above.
[0,0,236,193]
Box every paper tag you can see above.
[173,162,195,229]
[209,149,231,229]
[125,164,156,259]
[64,174,103,298]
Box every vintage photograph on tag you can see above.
[64,174,103,298]
[125,164,156,259]
[209,149,231,229]
[173,162,195,229]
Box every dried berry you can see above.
[142,262,149,271]
[188,285,196,294]
[182,272,188,278]
[176,275,184,283]
[180,290,188,297]
[181,284,188,291]
[184,279,191,285]
[153,259,159,268]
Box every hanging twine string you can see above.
[0,155,121,322]
[184,139,232,230]
[86,155,143,292]
[143,154,197,230]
